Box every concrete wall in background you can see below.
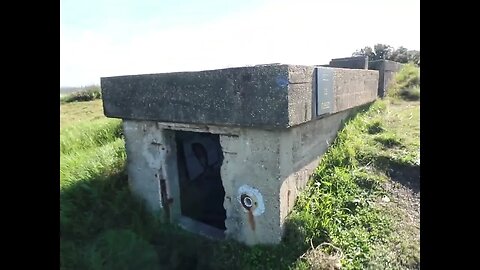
[328,56,368,70]
[368,60,405,97]
[324,57,406,98]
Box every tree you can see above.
[353,44,419,66]
[390,46,409,63]
[373,44,393,60]
[353,46,375,60]
[407,50,420,66]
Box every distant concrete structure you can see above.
[101,64,378,245]
[325,57,406,97]
[368,60,405,97]
[328,56,368,70]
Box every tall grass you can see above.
[388,63,420,100]
[60,138,125,189]
[60,119,122,155]
[60,116,162,269]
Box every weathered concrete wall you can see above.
[332,68,378,112]
[368,60,404,97]
[121,108,357,245]
[102,65,291,128]
[101,65,378,129]
[122,121,164,212]
[122,120,285,244]
[122,121,182,221]
[328,56,368,70]
[221,109,354,245]
[279,110,351,223]
[220,128,283,244]
[287,66,378,126]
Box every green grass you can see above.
[60,119,122,155]
[291,99,419,269]
[60,99,105,128]
[388,63,420,101]
[86,229,160,270]
[60,98,420,269]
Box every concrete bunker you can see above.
[101,64,380,245]
[324,56,405,97]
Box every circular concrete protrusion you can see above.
[237,185,265,216]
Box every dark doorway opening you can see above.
[175,131,226,231]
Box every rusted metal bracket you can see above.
[160,179,173,220]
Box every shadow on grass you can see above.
[60,168,312,270]
[374,136,402,148]
[149,219,311,270]
[367,121,385,135]
[60,168,164,269]
[373,156,420,193]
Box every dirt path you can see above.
[369,100,420,269]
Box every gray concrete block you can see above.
[101,64,378,128]
[368,60,405,97]
[102,65,291,128]
[329,56,368,69]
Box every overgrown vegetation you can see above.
[60,85,102,103]
[60,98,419,269]
[388,63,420,101]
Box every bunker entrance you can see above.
[175,131,226,231]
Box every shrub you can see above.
[61,85,102,103]
[388,63,420,100]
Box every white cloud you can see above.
[60,0,420,86]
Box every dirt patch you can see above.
[301,243,342,270]
[387,163,420,194]
[370,166,420,269]
[367,99,420,269]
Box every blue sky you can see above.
[61,0,420,87]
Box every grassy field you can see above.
[60,99,105,128]
[60,67,420,269]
